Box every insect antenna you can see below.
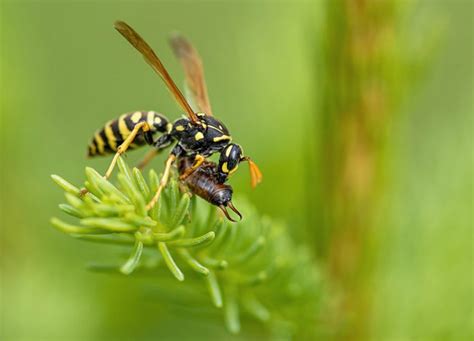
[241,157,263,188]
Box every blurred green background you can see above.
[1,0,472,340]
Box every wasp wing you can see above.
[169,33,213,116]
[114,21,200,124]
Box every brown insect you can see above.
[177,156,242,222]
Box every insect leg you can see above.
[136,149,159,170]
[146,153,176,210]
[145,144,184,210]
[136,133,174,170]
[80,121,153,196]
[178,154,205,180]
[104,121,151,179]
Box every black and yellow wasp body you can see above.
[88,111,170,156]
[158,113,245,184]
[84,21,262,221]
[88,110,244,185]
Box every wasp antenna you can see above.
[219,205,237,223]
[227,202,242,221]
[241,156,263,188]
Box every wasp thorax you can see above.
[200,116,231,141]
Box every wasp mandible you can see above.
[86,21,262,219]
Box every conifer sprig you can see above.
[51,157,323,337]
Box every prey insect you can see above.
[178,157,242,222]
[86,21,262,221]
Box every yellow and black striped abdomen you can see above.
[88,111,170,157]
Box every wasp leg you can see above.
[146,153,176,210]
[136,133,174,170]
[80,121,155,196]
[136,149,158,170]
[179,154,205,180]
[104,121,153,179]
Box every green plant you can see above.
[51,157,324,338]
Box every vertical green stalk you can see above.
[311,0,409,339]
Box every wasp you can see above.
[86,21,262,220]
